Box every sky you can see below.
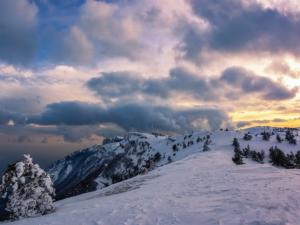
[1,0,300,171]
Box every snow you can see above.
[0,154,55,220]
[4,128,300,225]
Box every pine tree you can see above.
[269,146,288,167]
[286,152,296,168]
[172,144,178,152]
[232,138,243,165]
[242,145,250,157]
[0,155,55,220]
[295,151,300,168]
[202,140,210,152]
[154,152,161,162]
[243,133,252,141]
[259,150,265,163]
[232,148,244,165]
[285,130,297,145]
[276,134,282,143]
[250,150,265,164]
[232,138,240,149]
[262,131,270,141]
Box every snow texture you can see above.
[3,127,300,225]
[0,155,55,220]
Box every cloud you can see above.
[29,101,105,126]
[0,109,27,125]
[0,97,42,114]
[52,0,145,65]
[266,60,300,78]
[0,0,38,66]
[180,0,300,61]
[57,26,94,65]
[220,67,298,100]
[16,135,32,143]
[86,71,144,101]
[236,121,252,128]
[87,66,297,102]
[87,68,218,102]
[236,118,290,128]
[27,101,231,132]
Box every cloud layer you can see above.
[0,0,300,171]
[87,66,297,102]
[0,0,37,66]
[1,101,231,132]
[182,0,300,61]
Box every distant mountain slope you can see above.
[48,127,300,200]
[8,136,300,225]
[48,131,212,199]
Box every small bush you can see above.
[243,133,252,141]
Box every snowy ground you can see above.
[5,146,300,225]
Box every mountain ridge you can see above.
[47,127,300,200]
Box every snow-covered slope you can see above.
[6,139,300,225]
[47,131,213,199]
[47,128,300,200]
[3,127,300,224]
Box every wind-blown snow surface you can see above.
[4,128,300,225]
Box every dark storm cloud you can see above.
[0,97,42,114]
[86,72,145,100]
[182,0,300,59]
[87,67,297,102]
[28,101,231,132]
[0,109,26,125]
[29,101,105,126]
[0,0,38,66]
[87,67,218,102]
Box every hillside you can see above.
[47,127,300,200]
[2,127,300,224]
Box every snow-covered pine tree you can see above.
[262,131,270,141]
[232,138,244,165]
[0,154,55,221]
[285,130,297,145]
[202,139,210,152]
